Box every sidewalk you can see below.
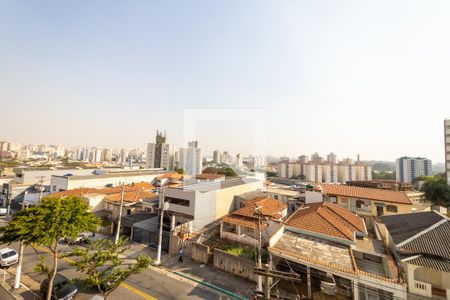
[2,268,40,300]
[160,254,254,299]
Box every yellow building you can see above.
[319,184,413,225]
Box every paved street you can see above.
[0,216,230,300]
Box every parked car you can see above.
[40,274,78,300]
[0,248,18,267]
[0,208,7,216]
[64,232,95,244]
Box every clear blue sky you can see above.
[1,1,449,162]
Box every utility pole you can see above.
[114,184,125,245]
[38,176,44,205]
[154,186,166,266]
[255,205,263,292]
[6,181,13,215]
[14,201,29,289]
[254,264,302,300]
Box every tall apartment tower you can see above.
[235,153,243,168]
[213,150,222,164]
[396,157,432,183]
[326,152,337,164]
[310,153,324,164]
[445,119,450,185]
[179,141,202,175]
[146,130,174,170]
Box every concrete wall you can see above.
[214,180,263,219]
[213,248,257,282]
[191,242,210,264]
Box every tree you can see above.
[65,237,152,299]
[420,174,450,207]
[0,195,100,300]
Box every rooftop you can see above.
[320,184,412,205]
[270,231,354,273]
[181,178,260,193]
[53,169,165,180]
[379,211,445,245]
[285,202,366,242]
[222,197,286,229]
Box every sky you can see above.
[1,1,450,162]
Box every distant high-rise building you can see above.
[179,141,202,175]
[213,150,222,164]
[101,148,112,162]
[310,153,323,164]
[355,164,372,181]
[396,157,432,183]
[298,155,309,164]
[304,163,322,182]
[222,151,230,164]
[146,130,174,170]
[326,152,337,164]
[338,163,357,183]
[235,153,243,168]
[91,148,103,163]
[322,164,338,183]
[0,141,10,152]
[445,119,450,185]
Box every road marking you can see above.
[31,244,158,300]
[121,282,157,300]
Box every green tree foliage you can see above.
[175,168,184,174]
[372,171,396,180]
[420,174,450,207]
[65,237,152,299]
[0,195,100,300]
[203,166,238,177]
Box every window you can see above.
[356,200,365,208]
[166,197,190,207]
[386,205,397,213]
[341,197,348,204]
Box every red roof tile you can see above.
[286,202,366,241]
[320,184,412,205]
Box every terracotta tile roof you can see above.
[53,182,155,198]
[320,184,412,205]
[234,197,287,219]
[105,189,157,203]
[285,202,366,241]
[222,215,266,229]
[222,197,286,228]
[157,172,183,180]
[195,173,225,180]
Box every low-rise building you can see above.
[319,184,413,226]
[269,202,406,299]
[220,197,287,247]
[376,211,450,299]
[50,169,164,193]
[161,178,264,232]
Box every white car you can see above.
[0,208,7,216]
[65,232,95,244]
[0,248,18,267]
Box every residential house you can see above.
[376,211,450,299]
[319,184,413,227]
[269,202,407,299]
[220,197,287,247]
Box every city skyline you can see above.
[1,1,450,162]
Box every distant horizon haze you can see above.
[1,1,449,163]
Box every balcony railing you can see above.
[411,280,432,298]
[350,206,373,215]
